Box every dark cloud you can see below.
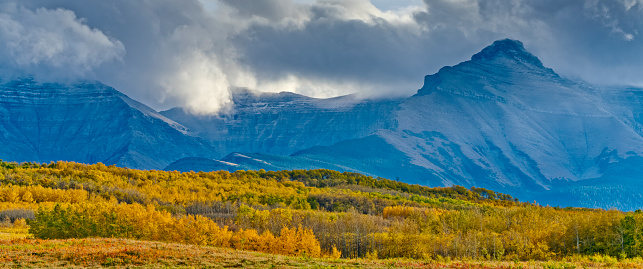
[231,0,643,99]
[231,0,480,97]
[1,0,643,113]
[219,0,306,21]
[237,17,424,82]
[413,0,643,85]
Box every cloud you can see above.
[14,0,240,114]
[218,0,308,22]
[0,2,124,80]
[3,0,643,114]
[230,0,443,98]
[228,0,643,99]
[410,0,643,85]
[156,24,235,115]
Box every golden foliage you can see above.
[28,202,321,257]
[2,161,643,261]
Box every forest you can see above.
[1,160,643,264]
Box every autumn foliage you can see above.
[1,160,643,261]
[27,202,321,257]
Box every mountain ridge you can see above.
[160,88,402,158]
[470,39,544,66]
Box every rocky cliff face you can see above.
[0,79,215,169]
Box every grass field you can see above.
[1,237,642,268]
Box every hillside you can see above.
[1,160,643,265]
[1,238,640,268]
[160,89,401,158]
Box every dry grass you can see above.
[0,238,351,268]
[0,238,642,268]
[0,225,30,240]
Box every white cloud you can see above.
[156,24,235,115]
[159,49,232,115]
[0,2,124,79]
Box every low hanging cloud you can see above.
[3,0,643,114]
[156,25,234,115]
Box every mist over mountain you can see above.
[160,88,401,157]
[1,39,642,210]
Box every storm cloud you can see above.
[1,0,643,114]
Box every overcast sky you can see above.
[1,0,642,114]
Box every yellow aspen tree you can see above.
[275,227,299,255]
[257,230,275,252]
[296,226,322,258]
[5,187,19,203]
[21,190,33,203]
[329,245,342,259]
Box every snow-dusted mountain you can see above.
[386,39,643,187]
[377,39,643,207]
[1,39,642,209]
[0,79,215,169]
[165,39,643,210]
[160,88,401,158]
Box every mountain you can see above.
[165,135,432,184]
[165,39,643,210]
[379,39,643,205]
[388,39,643,186]
[1,39,641,210]
[0,79,215,169]
[160,89,401,158]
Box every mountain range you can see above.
[1,39,642,210]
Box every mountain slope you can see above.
[160,89,401,158]
[0,79,215,169]
[165,135,436,186]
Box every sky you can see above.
[0,0,642,114]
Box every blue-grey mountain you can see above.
[0,80,215,169]
[1,39,642,210]
[160,89,400,157]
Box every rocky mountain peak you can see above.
[471,39,544,68]
[416,39,554,96]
